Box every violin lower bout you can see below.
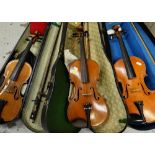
[0,91,22,122]
[114,56,155,123]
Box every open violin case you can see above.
[0,22,128,133]
[0,22,61,132]
[0,23,46,124]
[101,22,155,130]
[41,22,127,133]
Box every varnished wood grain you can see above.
[0,60,32,122]
[67,59,108,127]
[114,56,155,123]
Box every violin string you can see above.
[131,22,155,64]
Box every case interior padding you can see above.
[22,23,61,132]
[64,23,127,133]
[30,22,48,36]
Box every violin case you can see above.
[0,22,128,133]
[0,23,44,124]
[102,22,155,130]
[41,22,127,133]
[104,22,155,90]
[0,22,62,132]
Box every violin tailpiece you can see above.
[134,101,146,122]
[84,103,92,128]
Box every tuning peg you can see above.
[114,25,127,35]
[25,38,30,41]
[36,38,43,43]
[39,36,43,39]
[107,29,115,35]
[118,26,122,32]
[72,32,80,37]
[84,31,89,37]
[25,35,33,41]
[36,40,42,43]
[107,29,115,40]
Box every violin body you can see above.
[0,60,32,122]
[114,56,155,123]
[67,59,108,127]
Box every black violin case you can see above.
[0,22,128,133]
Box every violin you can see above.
[0,32,40,122]
[111,25,155,124]
[67,23,108,128]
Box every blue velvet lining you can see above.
[105,22,155,90]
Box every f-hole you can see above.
[118,82,123,94]
[69,83,76,100]
[140,83,151,96]
[90,87,99,100]
[74,87,82,102]
[14,86,19,100]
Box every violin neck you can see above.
[80,34,89,83]
[10,35,36,81]
[117,33,136,79]
[85,23,90,59]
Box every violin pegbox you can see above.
[26,22,49,43]
[113,25,127,35]
[26,34,43,43]
[107,25,125,39]
[113,25,122,32]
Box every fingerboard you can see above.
[117,32,136,79]
[10,36,36,81]
[80,34,89,83]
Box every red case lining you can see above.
[30,22,48,36]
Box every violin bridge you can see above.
[82,93,92,96]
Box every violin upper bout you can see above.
[4,60,32,83]
[130,56,146,76]
[87,59,100,80]
[18,62,32,82]
[69,60,81,82]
